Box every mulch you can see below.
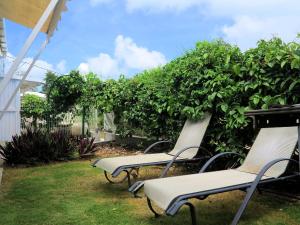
[94,143,142,158]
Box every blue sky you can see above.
[4,0,300,82]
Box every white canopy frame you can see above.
[0,39,49,120]
[0,0,67,121]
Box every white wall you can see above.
[0,61,21,141]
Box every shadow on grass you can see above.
[132,192,295,225]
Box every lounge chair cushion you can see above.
[144,169,271,210]
[237,127,297,178]
[94,153,186,174]
[168,113,212,159]
[95,114,212,175]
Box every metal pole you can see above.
[0,39,49,120]
[82,107,85,136]
[0,0,60,95]
[298,126,300,172]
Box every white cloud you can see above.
[115,35,166,70]
[89,0,113,7]
[126,0,203,13]
[19,58,54,82]
[222,15,300,50]
[125,0,300,50]
[78,53,120,77]
[78,35,167,79]
[56,60,67,73]
[78,63,90,75]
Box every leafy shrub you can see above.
[95,37,300,157]
[47,70,85,114]
[41,36,300,159]
[0,128,76,165]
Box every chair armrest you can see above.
[160,146,202,178]
[199,152,243,173]
[254,158,298,183]
[144,140,174,154]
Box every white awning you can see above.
[0,0,68,37]
[0,0,69,121]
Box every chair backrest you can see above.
[168,113,212,159]
[237,127,298,178]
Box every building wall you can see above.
[0,56,21,141]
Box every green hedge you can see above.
[45,37,300,156]
[95,37,300,156]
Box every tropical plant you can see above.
[43,71,58,96]
[21,94,48,128]
[0,128,77,165]
[77,136,97,158]
[47,70,85,114]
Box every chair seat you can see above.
[144,169,271,210]
[94,153,186,174]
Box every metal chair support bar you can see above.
[231,158,298,225]
[199,152,244,173]
[144,140,174,154]
[185,202,197,225]
[147,198,161,218]
[160,146,201,178]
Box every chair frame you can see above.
[146,151,299,225]
[93,140,211,187]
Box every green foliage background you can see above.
[21,94,49,128]
[96,37,300,155]
[45,37,300,156]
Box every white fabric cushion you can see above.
[169,113,212,159]
[94,153,184,174]
[95,114,212,174]
[144,169,271,210]
[237,127,297,177]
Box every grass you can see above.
[0,160,299,225]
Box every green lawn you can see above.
[0,160,299,225]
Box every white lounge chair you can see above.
[143,126,299,225]
[92,113,212,187]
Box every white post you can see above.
[0,0,59,95]
[0,38,49,120]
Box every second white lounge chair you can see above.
[92,113,212,187]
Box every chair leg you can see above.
[104,170,130,184]
[124,170,132,187]
[147,198,161,218]
[231,186,257,225]
[185,202,197,225]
